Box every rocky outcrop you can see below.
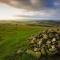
[26,29,60,58]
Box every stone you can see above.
[27,29,60,58]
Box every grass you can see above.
[0,23,60,60]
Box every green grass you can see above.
[0,23,60,60]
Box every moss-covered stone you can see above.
[27,29,60,58]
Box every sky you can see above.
[0,0,60,20]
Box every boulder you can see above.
[27,29,60,58]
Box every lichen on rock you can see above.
[26,29,60,58]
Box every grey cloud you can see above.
[0,0,60,10]
[0,0,45,10]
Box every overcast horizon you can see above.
[0,0,60,20]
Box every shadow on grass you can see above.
[4,52,37,60]
[4,52,60,60]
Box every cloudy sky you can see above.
[0,0,60,20]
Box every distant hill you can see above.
[0,20,60,27]
[25,20,60,27]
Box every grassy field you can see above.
[0,23,60,60]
